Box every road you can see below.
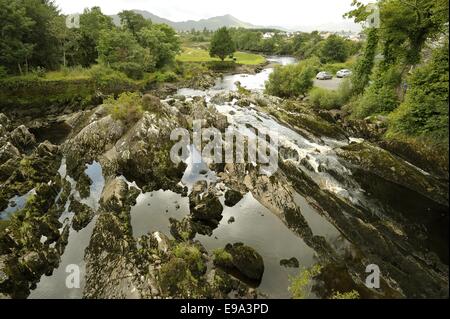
[314,77,344,90]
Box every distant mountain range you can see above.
[110,10,261,31]
[108,9,360,33]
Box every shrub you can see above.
[309,88,343,110]
[309,79,352,110]
[88,64,131,86]
[289,264,322,299]
[331,290,360,299]
[104,91,143,124]
[154,70,178,83]
[388,42,449,144]
[173,243,206,277]
[351,65,401,118]
[0,66,8,78]
[115,62,144,80]
[265,57,320,98]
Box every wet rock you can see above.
[173,94,186,102]
[0,255,9,287]
[18,251,46,278]
[280,257,300,268]
[336,142,448,206]
[227,216,235,224]
[83,213,156,299]
[214,243,264,283]
[169,217,196,242]
[0,113,10,129]
[224,189,243,207]
[9,125,36,152]
[0,142,21,165]
[152,231,171,254]
[100,178,129,212]
[189,181,223,224]
[68,199,94,232]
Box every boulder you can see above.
[9,125,36,151]
[224,189,243,207]
[280,257,300,268]
[214,243,264,283]
[189,181,223,224]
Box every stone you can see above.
[224,189,243,207]
[280,257,300,268]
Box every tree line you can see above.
[0,1,181,79]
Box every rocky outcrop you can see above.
[336,141,449,206]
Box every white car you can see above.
[336,69,352,78]
[316,71,333,80]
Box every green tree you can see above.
[319,35,348,63]
[0,0,35,74]
[119,10,152,37]
[97,29,151,79]
[138,24,180,69]
[78,7,114,66]
[209,27,236,61]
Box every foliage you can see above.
[352,65,402,118]
[209,27,236,61]
[173,243,206,277]
[309,79,352,110]
[331,290,360,299]
[351,28,379,95]
[97,29,151,79]
[388,43,449,143]
[265,58,319,98]
[104,91,144,123]
[289,264,323,299]
[78,7,115,67]
[118,10,152,37]
[319,35,349,63]
[138,24,181,69]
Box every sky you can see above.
[53,0,368,31]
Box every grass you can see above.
[176,47,266,65]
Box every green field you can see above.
[176,47,266,65]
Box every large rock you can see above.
[9,125,36,151]
[224,189,243,207]
[214,243,264,283]
[189,181,223,224]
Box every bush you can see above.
[104,91,143,124]
[265,57,320,98]
[115,62,144,80]
[154,70,178,83]
[351,65,401,118]
[88,64,132,86]
[388,43,449,144]
[309,88,343,110]
[0,66,8,78]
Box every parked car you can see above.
[316,71,333,80]
[336,69,352,78]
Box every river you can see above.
[27,56,448,299]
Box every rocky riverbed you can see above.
[0,57,448,299]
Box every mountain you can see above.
[110,10,258,31]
